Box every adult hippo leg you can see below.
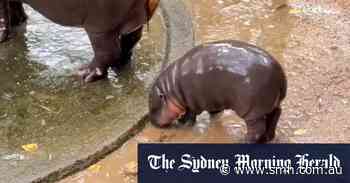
[78,29,121,82]
[245,117,267,144]
[9,1,27,27]
[0,0,10,42]
[118,26,143,68]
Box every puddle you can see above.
[191,0,296,62]
[0,5,165,182]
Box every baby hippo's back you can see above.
[170,40,286,120]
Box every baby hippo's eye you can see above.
[155,86,165,99]
[159,93,165,99]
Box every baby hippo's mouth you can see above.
[155,99,186,128]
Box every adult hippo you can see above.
[149,40,287,143]
[0,0,159,82]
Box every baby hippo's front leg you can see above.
[177,111,196,126]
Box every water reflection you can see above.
[0,5,165,166]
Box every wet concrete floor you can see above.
[49,0,350,182]
[0,5,165,183]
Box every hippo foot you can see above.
[77,64,108,83]
[246,108,281,143]
[258,133,275,143]
[245,131,275,144]
[245,117,269,144]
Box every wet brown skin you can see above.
[0,0,159,82]
[149,40,287,143]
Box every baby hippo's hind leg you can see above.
[263,107,281,142]
[245,117,267,144]
[245,107,281,144]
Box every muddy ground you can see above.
[61,0,350,182]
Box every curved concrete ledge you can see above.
[160,0,195,67]
[29,1,194,183]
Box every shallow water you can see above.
[0,4,165,175]
[191,0,296,62]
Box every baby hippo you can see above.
[148,40,287,143]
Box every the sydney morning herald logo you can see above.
[147,153,343,176]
